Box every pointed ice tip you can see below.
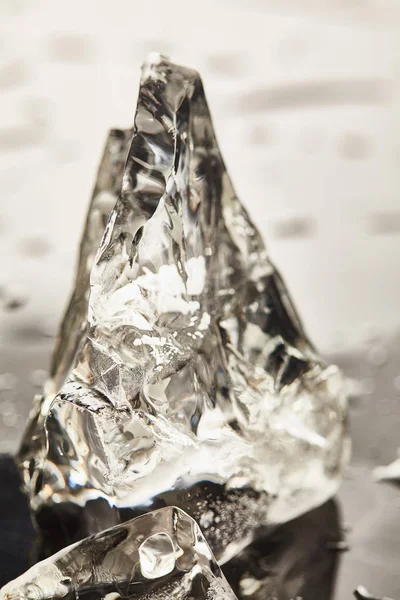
[141,52,172,84]
[144,51,168,66]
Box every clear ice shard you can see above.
[0,506,237,600]
[18,53,350,563]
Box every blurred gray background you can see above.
[0,0,400,597]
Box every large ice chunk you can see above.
[18,54,350,563]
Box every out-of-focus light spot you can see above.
[271,216,315,240]
[0,127,45,151]
[19,237,52,258]
[29,369,48,387]
[46,34,96,63]
[206,52,248,77]
[339,133,371,160]
[0,400,18,427]
[248,123,274,146]
[367,211,400,236]
[235,78,388,114]
[368,346,388,368]
[0,373,17,391]
[0,60,30,90]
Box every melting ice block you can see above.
[18,53,350,563]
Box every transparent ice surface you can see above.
[0,506,237,600]
[18,54,350,563]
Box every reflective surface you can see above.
[0,506,237,600]
[17,54,349,564]
[0,3,399,597]
[0,456,343,600]
[223,498,343,600]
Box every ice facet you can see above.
[0,506,237,600]
[19,127,133,481]
[18,53,350,563]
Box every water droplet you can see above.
[360,322,380,345]
[3,296,27,311]
[139,532,175,579]
[368,346,388,367]
[271,216,315,240]
[0,127,45,151]
[0,59,30,90]
[367,211,400,236]
[206,52,247,77]
[2,284,28,312]
[29,369,48,387]
[0,372,17,391]
[339,133,371,160]
[46,34,95,63]
[360,377,376,395]
[19,237,52,257]
[0,399,17,427]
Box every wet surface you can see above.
[0,456,35,587]
[0,338,400,597]
[0,455,343,599]
[0,1,399,597]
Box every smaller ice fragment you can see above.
[0,507,237,600]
